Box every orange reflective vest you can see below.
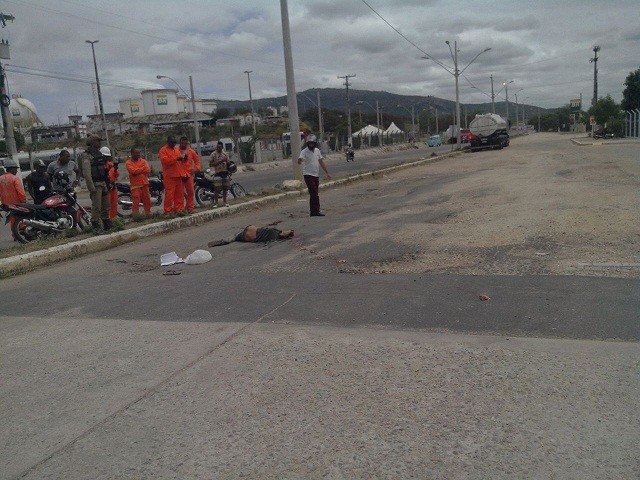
[159,145,182,178]
[0,172,27,205]
[126,158,151,187]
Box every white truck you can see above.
[468,113,509,152]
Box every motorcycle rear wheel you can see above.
[12,217,44,244]
[231,183,247,198]
[195,186,212,207]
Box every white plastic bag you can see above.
[184,249,213,265]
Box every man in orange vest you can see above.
[158,136,184,215]
[125,147,152,218]
[177,136,201,213]
[0,160,27,240]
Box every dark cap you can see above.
[85,134,103,146]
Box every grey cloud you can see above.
[493,15,541,32]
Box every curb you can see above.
[570,138,640,146]
[0,147,456,279]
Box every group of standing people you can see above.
[2,130,331,240]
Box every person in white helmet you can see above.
[297,134,330,216]
[100,146,120,221]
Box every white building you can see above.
[119,98,145,118]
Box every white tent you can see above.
[385,122,404,134]
[352,124,384,137]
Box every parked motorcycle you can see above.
[116,173,164,217]
[193,163,247,207]
[3,172,92,244]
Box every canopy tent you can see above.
[352,124,384,137]
[385,122,404,134]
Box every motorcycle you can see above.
[345,149,355,162]
[116,173,164,217]
[3,181,92,244]
[193,163,247,207]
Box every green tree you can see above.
[621,67,640,111]
[589,95,621,124]
[589,95,624,136]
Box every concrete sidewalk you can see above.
[3,316,638,480]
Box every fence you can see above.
[626,110,640,138]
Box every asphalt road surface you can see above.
[0,143,451,249]
[1,134,638,479]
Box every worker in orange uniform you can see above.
[0,160,27,240]
[158,136,184,215]
[177,136,201,213]
[100,146,119,221]
[125,147,152,218]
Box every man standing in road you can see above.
[209,141,230,208]
[159,136,184,216]
[298,135,330,216]
[0,160,27,240]
[47,149,79,193]
[177,136,201,213]
[81,135,112,232]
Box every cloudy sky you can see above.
[2,0,638,124]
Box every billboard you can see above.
[570,98,582,112]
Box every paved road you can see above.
[0,143,451,249]
[1,134,638,479]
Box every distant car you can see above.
[427,135,442,147]
[593,130,615,139]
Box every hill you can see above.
[214,88,550,123]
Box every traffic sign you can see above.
[590,116,596,126]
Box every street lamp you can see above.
[86,40,109,147]
[514,89,523,130]
[423,42,491,147]
[244,70,261,163]
[502,80,514,124]
[397,104,416,140]
[156,74,201,156]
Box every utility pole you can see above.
[316,90,323,142]
[590,46,600,107]
[338,74,356,145]
[490,74,495,113]
[244,70,260,163]
[188,75,201,157]
[279,0,302,180]
[0,13,17,161]
[86,40,109,148]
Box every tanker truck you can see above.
[468,113,509,152]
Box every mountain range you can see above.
[215,88,552,122]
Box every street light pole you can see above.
[425,42,490,149]
[244,70,261,163]
[503,80,514,125]
[490,74,495,113]
[86,40,109,147]
[157,74,201,156]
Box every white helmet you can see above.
[99,146,112,157]
[307,135,317,143]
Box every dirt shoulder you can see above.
[328,133,639,278]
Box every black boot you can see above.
[103,219,112,231]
